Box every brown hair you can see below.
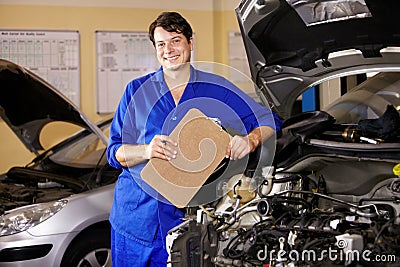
[148,11,193,46]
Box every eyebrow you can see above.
[156,36,182,44]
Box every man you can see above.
[106,11,280,266]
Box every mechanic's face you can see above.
[153,26,193,70]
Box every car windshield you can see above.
[324,72,400,124]
[48,123,110,168]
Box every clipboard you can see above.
[141,108,231,207]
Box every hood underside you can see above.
[0,59,103,154]
[236,0,400,118]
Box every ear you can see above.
[189,37,194,51]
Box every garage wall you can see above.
[0,1,241,172]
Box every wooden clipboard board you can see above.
[141,108,231,207]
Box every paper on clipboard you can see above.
[141,108,231,207]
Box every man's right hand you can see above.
[145,134,178,161]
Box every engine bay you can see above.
[167,109,400,266]
[167,164,400,266]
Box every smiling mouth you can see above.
[165,55,179,62]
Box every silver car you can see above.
[0,59,118,266]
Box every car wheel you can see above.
[61,228,111,267]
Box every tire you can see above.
[60,228,111,267]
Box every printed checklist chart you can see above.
[0,30,80,107]
[96,31,159,114]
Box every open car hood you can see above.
[0,59,107,154]
[236,0,400,119]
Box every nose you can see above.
[164,41,174,53]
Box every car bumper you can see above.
[0,230,75,266]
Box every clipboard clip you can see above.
[206,117,223,131]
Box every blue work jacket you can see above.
[106,66,280,247]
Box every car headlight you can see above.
[0,199,68,236]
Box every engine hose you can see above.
[275,190,381,217]
[199,205,218,219]
[217,201,260,232]
[223,230,254,259]
[374,217,396,247]
[272,175,301,183]
[256,229,287,239]
[303,236,336,250]
[359,197,400,206]
[272,195,312,211]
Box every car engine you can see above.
[167,170,400,266]
[0,159,118,214]
[167,111,400,266]
[0,167,75,212]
